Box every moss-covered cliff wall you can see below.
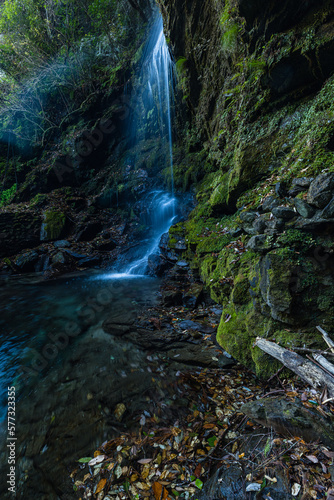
[160,0,334,376]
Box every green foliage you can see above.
[0,184,16,206]
[222,23,240,53]
[276,230,317,252]
[0,0,145,148]
[220,0,242,54]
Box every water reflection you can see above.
[0,271,163,499]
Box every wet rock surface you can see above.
[241,396,334,449]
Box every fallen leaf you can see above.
[194,464,202,478]
[322,450,334,459]
[152,481,169,500]
[88,455,106,466]
[138,458,153,464]
[95,478,107,494]
[292,483,301,496]
[246,483,261,492]
[94,450,105,458]
[78,457,93,464]
[195,478,203,490]
[115,465,122,479]
[306,455,318,463]
[264,475,277,483]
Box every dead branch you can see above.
[313,353,334,377]
[316,325,334,353]
[255,337,334,398]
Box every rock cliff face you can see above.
[160,0,334,376]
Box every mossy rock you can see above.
[209,172,230,212]
[44,211,66,241]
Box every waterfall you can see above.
[106,14,177,278]
[129,14,176,195]
[147,15,175,199]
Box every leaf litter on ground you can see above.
[70,304,334,500]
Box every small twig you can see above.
[263,390,286,397]
[293,347,334,357]
[267,366,285,383]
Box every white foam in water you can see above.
[99,273,146,280]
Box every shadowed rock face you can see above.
[238,0,326,36]
[157,0,334,378]
[0,212,42,257]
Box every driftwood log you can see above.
[255,337,334,399]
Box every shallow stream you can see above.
[0,271,174,498]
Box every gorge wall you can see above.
[159,0,334,376]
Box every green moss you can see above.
[30,193,48,207]
[44,210,66,240]
[175,57,187,76]
[169,237,177,248]
[232,276,250,305]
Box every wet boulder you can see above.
[321,197,334,219]
[159,233,178,262]
[77,256,101,267]
[94,238,117,251]
[294,198,316,218]
[15,250,39,272]
[54,240,71,249]
[241,396,334,449]
[289,177,313,196]
[52,251,67,265]
[252,216,267,234]
[103,311,137,337]
[271,206,296,220]
[307,173,334,208]
[262,195,280,212]
[246,234,269,253]
[182,283,203,309]
[147,253,172,277]
[175,238,187,251]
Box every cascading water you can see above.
[124,190,176,275]
[109,14,177,278]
